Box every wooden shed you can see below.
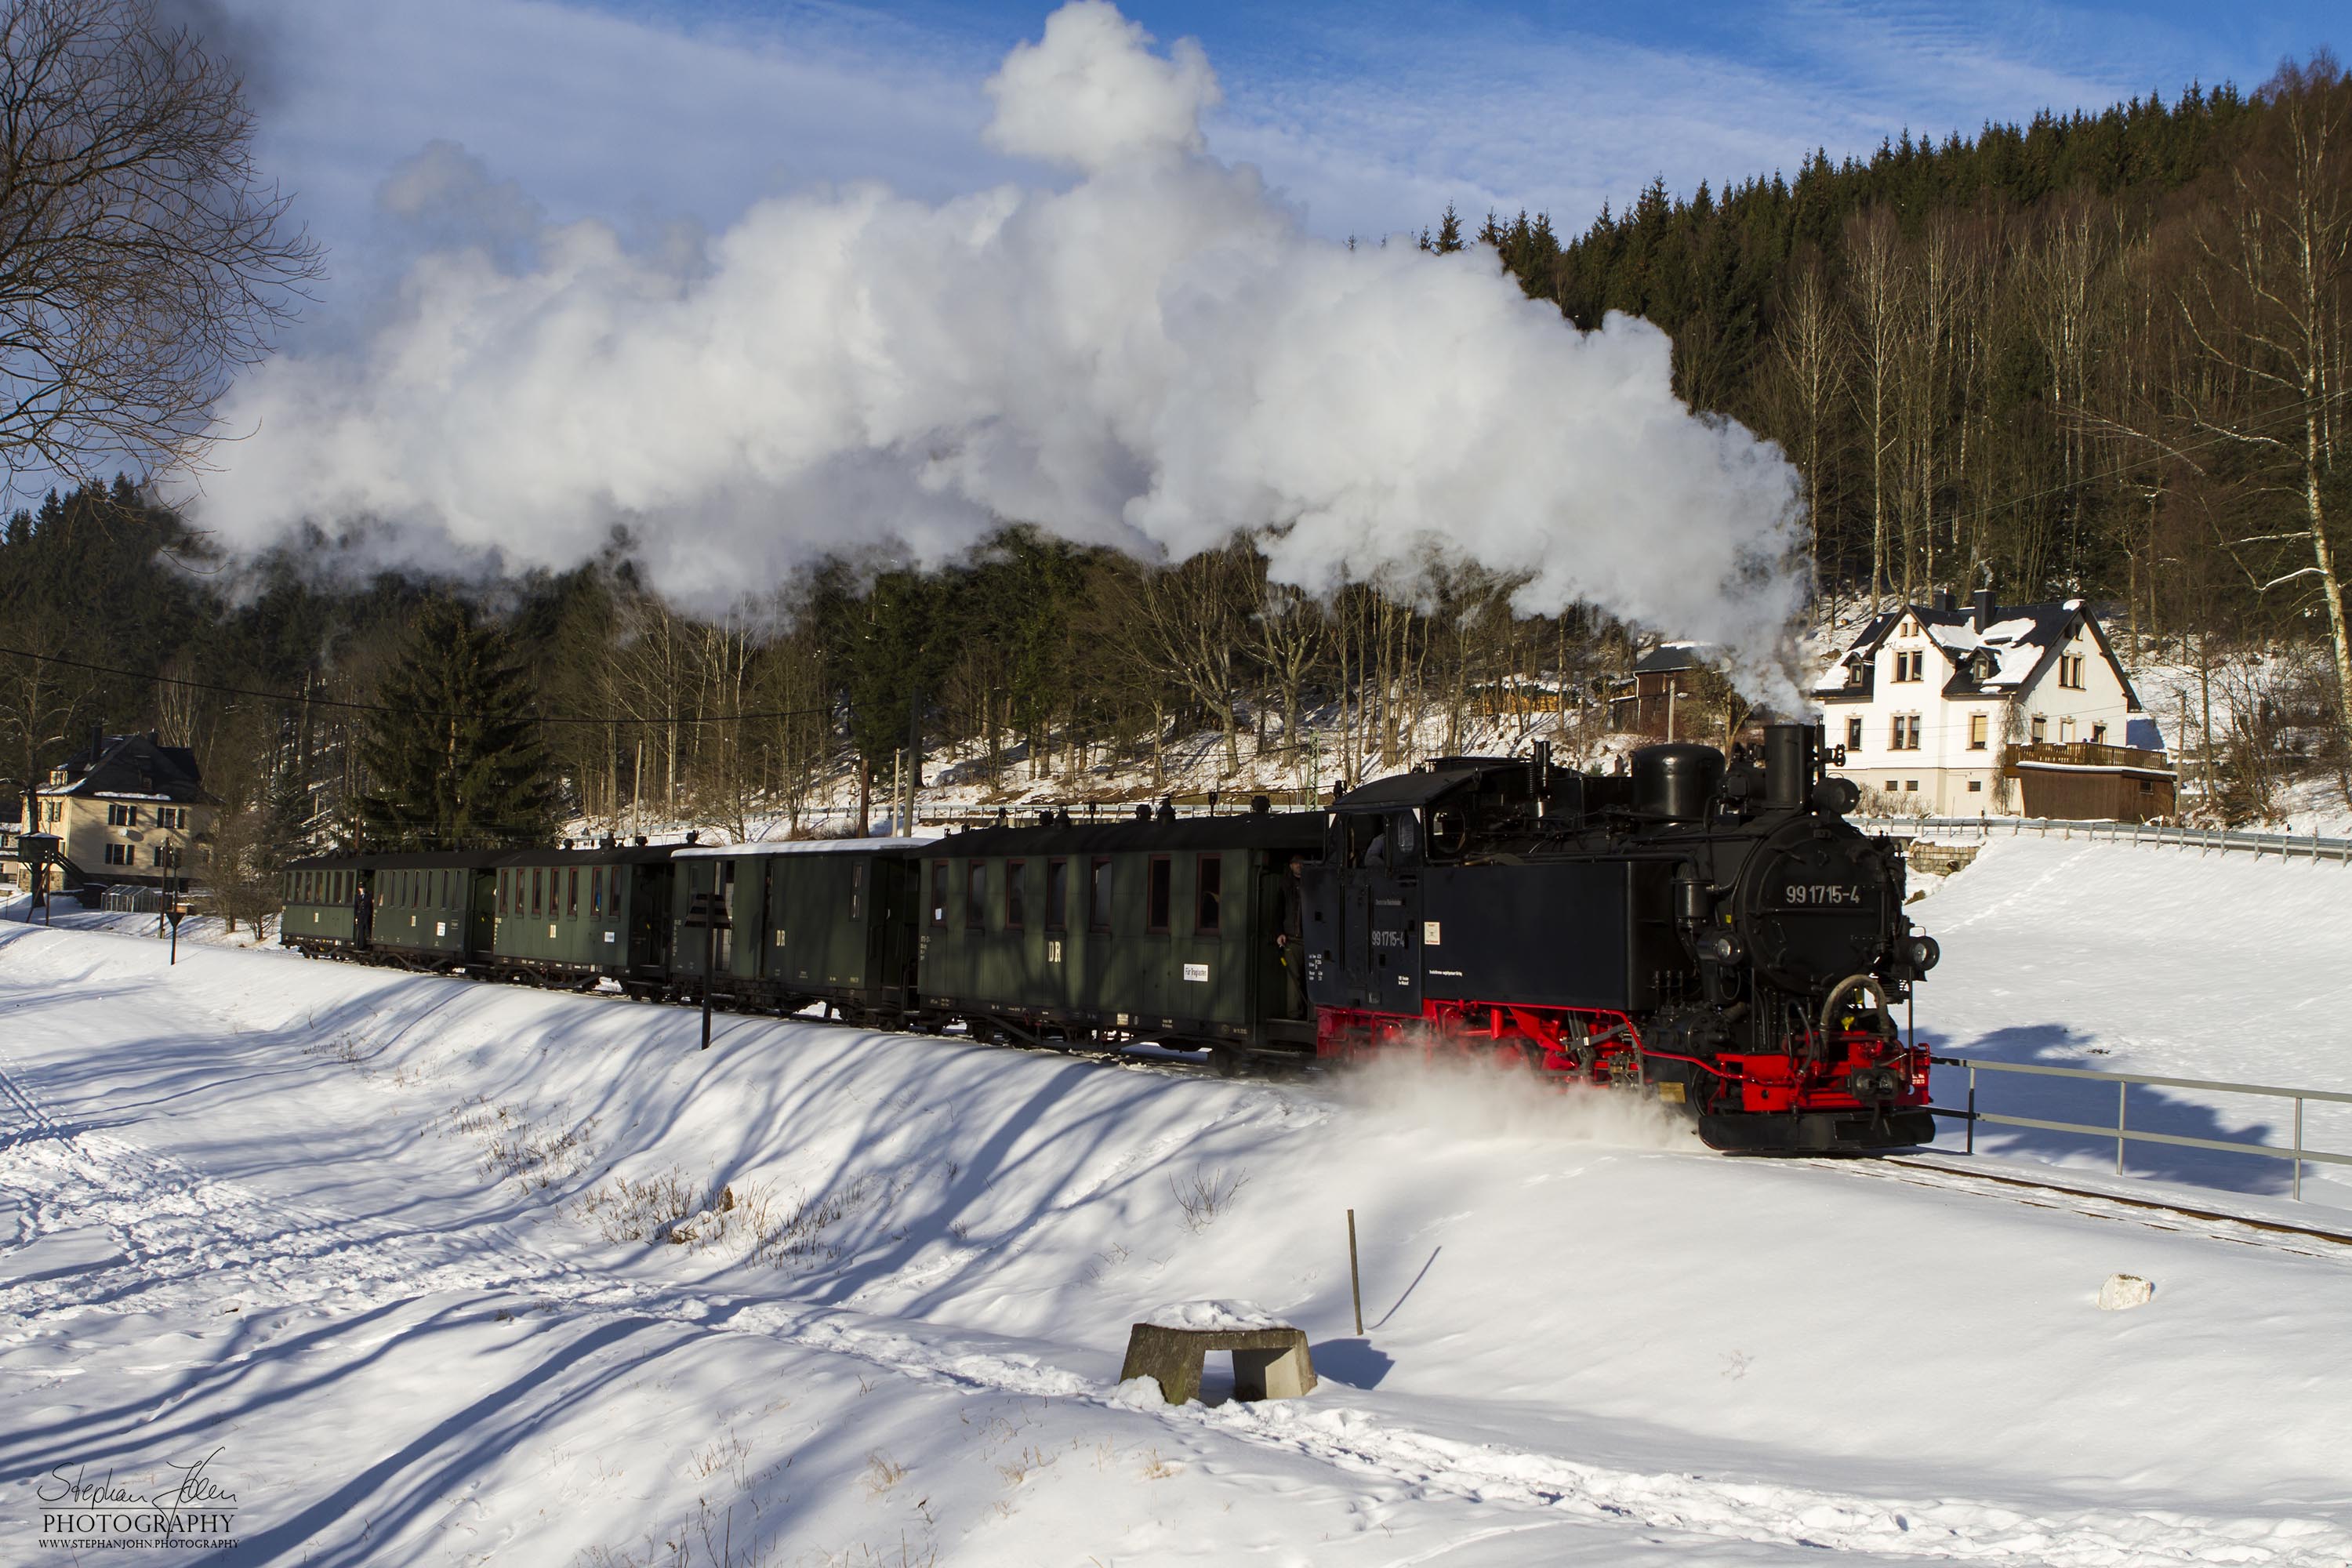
[2005,742,2176,822]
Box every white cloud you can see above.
[195,2,1815,700]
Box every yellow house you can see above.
[20,731,216,890]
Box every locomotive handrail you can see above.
[1930,1052,2352,1201]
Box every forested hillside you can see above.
[2,54,2347,900]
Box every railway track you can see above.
[1853,1152,2352,1259]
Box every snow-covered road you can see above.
[4,838,2350,1563]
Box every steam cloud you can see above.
[198,1,1809,697]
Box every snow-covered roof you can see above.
[674,834,942,858]
[1813,597,2142,709]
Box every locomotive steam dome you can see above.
[1632,743,1725,823]
[1731,819,1900,993]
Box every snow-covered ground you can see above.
[5,837,2350,1564]
[1910,834,2352,1202]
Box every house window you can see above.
[2091,722,2108,744]
[1905,781,1919,793]
[107,802,137,826]
[2060,717,2077,742]
[1045,858,1069,931]
[1146,855,1173,934]
[1891,650,1925,683]
[930,861,948,927]
[1889,714,1921,750]
[1088,856,1113,934]
[2059,654,2085,689]
[1967,780,1984,793]
[966,861,987,930]
[2030,715,2047,743]
[44,800,60,825]
[1846,715,1864,750]
[1885,780,1899,791]
[1968,713,1988,750]
[1195,855,1222,934]
[1005,860,1025,931]
[105,843,131,865]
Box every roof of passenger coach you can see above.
[938,811,1326,857]
[488,844,684,867]
[673,835,943,859]
[285,849,507,872]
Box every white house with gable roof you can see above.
[1813,587,2172,819]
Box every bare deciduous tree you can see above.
[0,0,322,488]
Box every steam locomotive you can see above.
[281,722,1936,1155]
[1302,722,1936,1152]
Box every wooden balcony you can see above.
[2003,742,2172,775]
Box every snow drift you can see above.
[196,1,1810,699]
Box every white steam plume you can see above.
[198,1,1809,698]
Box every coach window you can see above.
[1046,858,1069,931]
[967,861,987,930]
[849,862,863,922]
[532,867,545,916]
[1088,856,1113,934]
[1146,855,1173,934]
[1006,859,1025,931]
[590,867,604,916]
[569,866,582,917]
[931,861,949,927]
[1194,855,1221,934]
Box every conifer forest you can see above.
[3,52,2350,913]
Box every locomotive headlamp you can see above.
[1904,935,1940,971]
[1702,932,1744,964]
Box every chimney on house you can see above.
[1933,588,1955,615]
[1972,587,1995,631]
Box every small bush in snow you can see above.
[1170,1165,1250,1232]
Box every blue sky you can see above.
[221,0,2339,308]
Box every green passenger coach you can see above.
[282,855,365,953]
[673,836,936,1021]
[362,851,500,969]
[914,811,1325,1058]
[488,843,677,990]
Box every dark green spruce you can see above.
[356,602,557,851]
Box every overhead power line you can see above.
[0,642,838,728]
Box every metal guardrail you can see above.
[1862,814,2352,864]
[1934,1054,2352,1201]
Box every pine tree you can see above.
[356,601,557,850]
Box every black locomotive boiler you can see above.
[1301,721,1938,1153]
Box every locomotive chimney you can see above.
[1529,739,1552,800]
[1762,722,1814,810]
[1972,586,1995,631]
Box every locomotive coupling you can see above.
[1845,1066,1906,1105]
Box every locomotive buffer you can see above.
[683,890,732,1051]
